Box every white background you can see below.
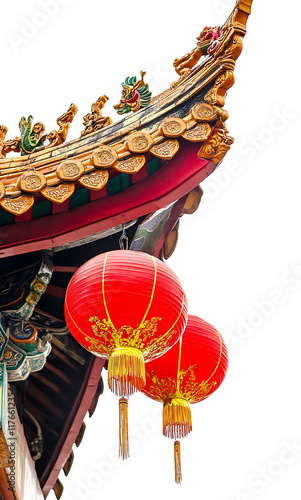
[1,1,300,499]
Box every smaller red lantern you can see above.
[141,315,228,482]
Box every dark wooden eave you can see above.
[13,340,105,498]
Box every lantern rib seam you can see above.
[147,293,186,355]
[176,336,183,394]
[204,330,223,384]
[64,297,86,337]
[102,252,117,333]
[138,256,157,328]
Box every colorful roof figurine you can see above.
[0,1,253,498]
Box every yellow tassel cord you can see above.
[119,398,129,460]
[108,347,146,396]
[174,440,182,484]
[163,397,192,439]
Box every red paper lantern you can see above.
[64,250,188,458]
[141,315,228,482]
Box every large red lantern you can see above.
[65,250,188,457]
[141,315,228,482]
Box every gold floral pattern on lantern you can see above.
[87,316,161,352]
[84,316,176,361]
[146,365,217,402]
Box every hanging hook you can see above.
[119,224,129,250]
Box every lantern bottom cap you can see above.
[108,346,145,397]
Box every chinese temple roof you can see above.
[0,1,253,498]
[0,0,251,257]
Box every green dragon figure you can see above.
[114,71,152,115]
[19,115,46,155]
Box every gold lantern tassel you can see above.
[119,397,129,460]
[163,397,192,439]
[108,347,145,396]
[174,440,182,484]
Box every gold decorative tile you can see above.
[79,170,109,190]
[114,155,146,174]
[182,123,211,142]
[41,183,75,203]
[160,117,186,138]
[0,194,34,215]
[91,146,118,168]
[18,170,47,193]
[56,160,85,181]
[126,132,153,154]
[150,140,179,160]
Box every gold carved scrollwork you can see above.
[81,95,112,137]
[204,71,235,107]
[223,35,244,62]
[198,125,234,164]
[46,103,78,148]
[1,138,20,158]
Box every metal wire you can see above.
[119,224,129,250]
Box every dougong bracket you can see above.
[2,252,53,322]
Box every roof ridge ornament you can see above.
[81,95,112,136]
[0,103,78,157]
[114,71,152,115]
[174,25,222,79]
[0,0,253,220]
[47,103,78,147]
[19,115,46,156]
